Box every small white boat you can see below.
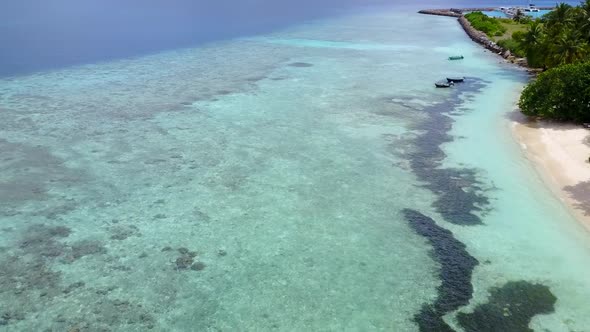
[527,1,540,12]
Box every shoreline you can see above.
[419,8,590,232]
[421,8,590,232]
[511,115,590,233]
[419,8,553,70]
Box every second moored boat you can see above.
[446,77,465,83]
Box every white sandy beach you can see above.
[512,114,590,232]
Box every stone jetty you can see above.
[417,8,553,67]
[457,16,505,54]
[417,9,462,18]
[418,8,496,17]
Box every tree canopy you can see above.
[518,1,590,68]
[512,1,590,122]
[519,62,590,122]
[461,3,590,121]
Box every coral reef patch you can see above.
[394,79,491,225]
[403,209,478,331]
[457,281,557,332]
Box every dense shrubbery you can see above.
[465,12,507,37]
[519,62,590,122]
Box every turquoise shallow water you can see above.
[1,8,590,332]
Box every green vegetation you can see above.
[514,1,590,122]
[464,3,590,122]
[466,2,590,69]
[492,20,528,42]
[465,12,507,37]
[513,9,533,25]
[521,2,590,68]
[465,11,529,50]
[497,33,526,57]
[504,2,590,68]
[519,62,590,122]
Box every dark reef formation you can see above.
[398,78,490,225]
[403,209,478,331]
[399,79,558,331]
[172,247,204,271]
[0,224,157,330]
[402,210,558,332]
[288,62,313,68]
[457,281,557,332]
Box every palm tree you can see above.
[544,3,573,32]
[577,0,590,41]
[514,9,525,23]
[549,29,589,66]
[522,22,547,67]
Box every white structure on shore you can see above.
[499,2,539,18]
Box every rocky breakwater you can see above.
[419,10,507,57]
[418,8,496,18]
[457,15,528,67]
[457,16,504,54]
[418,9,461,18]
[419,9,529,67]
